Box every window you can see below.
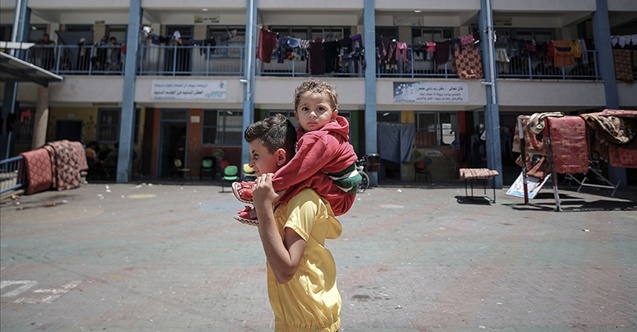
[14,109,34,142]
[207,26,245,58]
[202,110,243,145]
[378,111,401,123]
[269,26,351,41]
[28,24,47,43]
[107,25,127,44]
[97,109,120,143]
[0,25,11,41]
[267,111,299,129]
[415,112,458,147]
[412,28,454,44]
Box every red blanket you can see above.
[20,148,53,195]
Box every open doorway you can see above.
[55,120,82,142]
[158,110,188,178]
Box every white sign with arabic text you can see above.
[152,80,227,100]
[393,82,468,103]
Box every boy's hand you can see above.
[252,174,280,211]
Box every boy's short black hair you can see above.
[244,113,297,157]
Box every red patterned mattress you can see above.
[20,148,53,195]
[547,116,589,174]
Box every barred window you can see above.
[202,110,242,146]
[415,112,458,148]
[97,109,120,143]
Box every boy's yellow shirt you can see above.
[267,188,342,332]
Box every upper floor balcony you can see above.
[2,43,610,82]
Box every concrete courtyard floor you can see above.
[1,182,636,331]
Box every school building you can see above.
[1,0,636,187]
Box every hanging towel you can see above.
[256,28,277,63]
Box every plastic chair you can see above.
[243,163,256,181]
[221,165,239,192]
[200,157,215,180]
[218,159,230,179]
[174,159,192,180]
[414,158,432,183]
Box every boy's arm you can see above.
[253,173,307,284]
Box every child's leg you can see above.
[279,173,355,216]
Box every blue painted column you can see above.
[241,0,257,173]
[116,0,142,183]
[363,0,379,187]
[1,0,30,159]
[479,0,503,188]
[593,0,626,187]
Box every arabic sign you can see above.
[194,15,220,24]
[393,82,468,103]
[152,80,227,100]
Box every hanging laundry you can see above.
[308,40,325,75]
[613,49,634,83]
[257,27,277,63]
[549,40,575,67]
[494,48,510,63]
[395,42,408,62]
[434,40,451,66]
[454,47,483,79]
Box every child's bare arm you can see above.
[253,173,307,284]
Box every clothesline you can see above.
[611,34,637,48]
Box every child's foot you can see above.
[233,205,258,226]
[232,181,255,204]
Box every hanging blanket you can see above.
[45,140,81,191]
[581,113,637,145]
[613,49,634,83]
[70,141,89,171]
[454,47,483,79]
[512,115,546,155]
[546,116,589,174]
[20,148,53,195]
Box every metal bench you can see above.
[459,168,499,203]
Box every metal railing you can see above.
[138,45,244,76]
[0,156,26,195]
[1,44,607,80]
[496,51,600,80]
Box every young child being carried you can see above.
[233,79,361,224]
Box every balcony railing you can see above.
[3,44,603,80]
[138,45,244,76]
[496,51,600,80]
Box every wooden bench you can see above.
[459,168,499,203]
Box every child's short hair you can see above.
[244,113,297,156]
[293,79,339,111]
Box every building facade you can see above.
[1,0,636,186]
